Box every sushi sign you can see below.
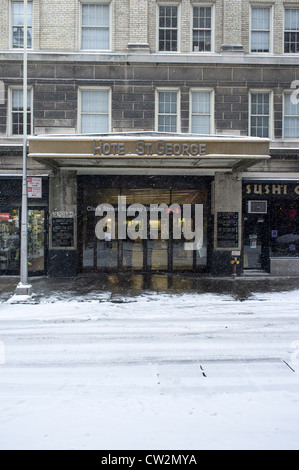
[245,183,299,196]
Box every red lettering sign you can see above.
[28,177,42,198]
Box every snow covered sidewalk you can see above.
[0,290,299,450]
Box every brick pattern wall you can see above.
[0,62,297,137]
[113,0,129,52]
[129,0,148,45]
[0,0,9,50]
[223,0,242,46]
[0,1,297,140]
[39,0,77,51]
[0,0,298,53]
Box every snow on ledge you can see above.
[7,293,33,304]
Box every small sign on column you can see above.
[28,177,42,199]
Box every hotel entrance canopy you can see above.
[29,133,270,175]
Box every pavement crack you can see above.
[283,360,296,373]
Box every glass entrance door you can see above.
[80,185,210,273]
[147,216,169,271]
[28,209,46,273]
[172,211,194,271]
[122,214,145,270]
[243,215,269,271]
[97,214,118,269]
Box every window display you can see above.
[28,210,45,271]
[244,182,299,272]
[270,202,299,257]
[0,210,20,271]
[0,209,45,273]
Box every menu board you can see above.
[52,218,74,248]
[217,212,239,249]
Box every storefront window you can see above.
[270,201,299,257]
[0,210,20,271]
[80,185,209,272]
[0,209,46,274]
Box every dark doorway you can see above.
[243,214,270,271]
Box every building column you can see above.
[221,0,243,53]
[211,172,243,276]
[48,170,78,277]
[127,0,150,53]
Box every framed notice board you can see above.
[217,212,239,249]
[52,218,74,248]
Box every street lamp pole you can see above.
[16,0,31,296]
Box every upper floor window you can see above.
[79,88,111,134]
[251,7,271,53]
[10,88,32,136]
[156,89,180,133]
[12,1,32,49]
[190,90,213,135]
[81,3,110,50]
[249,91,272,139]
[284,92,299,139]
[285,9,299,53]
[192,6,212,52]
[158,5,179,52]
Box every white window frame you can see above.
[191,3,215,53]
[78,87,112,134]
[10,0,33,50]
[157,3,181,53]
[189,88,214,135]
[284,7,299,54]
[8,86,33,137]
[155,88,181,133]
[283,91,299,140]
[249,90,273,140]
[80,0,112,52]
[250,5,273,54]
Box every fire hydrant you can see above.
[231,257,240,278]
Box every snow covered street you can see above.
[0,288,299,450]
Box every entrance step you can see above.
[242,270,270,277]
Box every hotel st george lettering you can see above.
[94,140,207,157]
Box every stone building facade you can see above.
[0,0,298,278]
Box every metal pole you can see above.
[16,0,31,295]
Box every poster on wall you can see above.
[28,177,42,199]
[52,218,74,248]
[217,212,239,249]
